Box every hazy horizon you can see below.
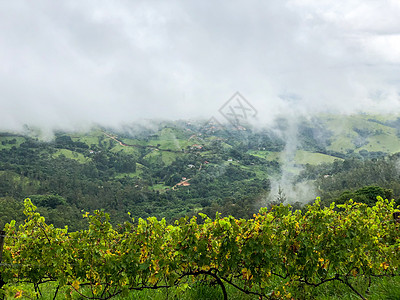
[1,1,400,132]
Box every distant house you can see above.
[172,178,192,190]
[190,144,203,150]
[227,158,233,162]
[188,164,195,168]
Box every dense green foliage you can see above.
[298,154,400,207]
[1,198,400,299]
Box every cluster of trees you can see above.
[0,129,277,230]
[298,154,400,207]
[2,119,400,231]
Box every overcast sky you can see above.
[1,0,400,131]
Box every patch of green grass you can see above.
[249,150,337,166]
[0,136,25,149]
[115,137,146,146]
[52,149,90,163]
[248,150,280,161]
[3,281,257,300]
[294,150,342,165]
[72,136,100,147]
[110,144,141,156]
[368,276,400,300]
[324,114,400,153]
[69,129,109,146]
[359,132,400,153]
[292,275,400,300]
[6,275,400,300]
[161,151,179,165]
[148,139,189,151]
[247,166,270,179]
[152,183,170,192]
[145,128,192,151]
[143,150,179,166]
[327,135,357,152]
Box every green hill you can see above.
[2,113,400,230]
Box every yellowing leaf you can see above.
[71,280,80,290]
[149,275,157,285]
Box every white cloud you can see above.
[0,0,399,131]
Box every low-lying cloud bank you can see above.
[0,1,399,133]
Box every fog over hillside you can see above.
[1,1,400,132]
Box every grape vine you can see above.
[1,197,400,299]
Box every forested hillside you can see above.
[2,114,400,230]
